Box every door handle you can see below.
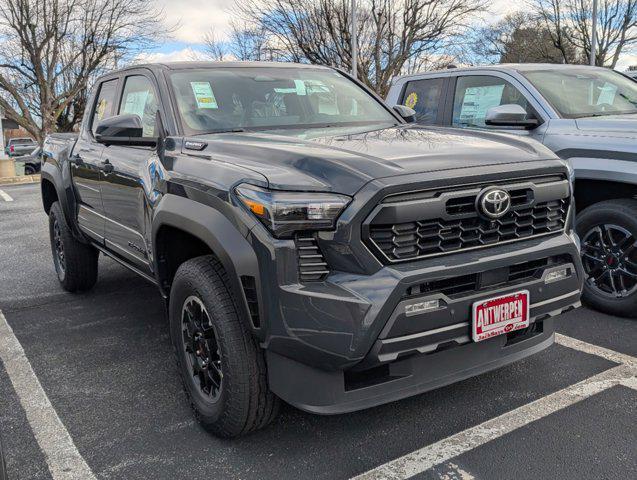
[102,159,114,174]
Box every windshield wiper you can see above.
[196,128,246,135]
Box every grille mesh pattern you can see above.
[369,196,569,262]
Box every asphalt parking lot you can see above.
[0,182,635,480]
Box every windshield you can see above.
[523,68,637,118]
[168,67,397,135]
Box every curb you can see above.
[0,174,40,186]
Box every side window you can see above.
[90,79,118,136]
[401,78,445,125]
[119,76,158,137]
[452,76,532,128]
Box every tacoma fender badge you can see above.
[184,140,207,151]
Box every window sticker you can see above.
[294,79,307,96]
[96,99,108,121]
[596,82,617,105]
[190,82,218,109]
[405,92,418,109]
[122,91,149,118]
[274,87,297,94]
[459,85,505,125]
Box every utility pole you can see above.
[0,107,5,159]
[590,0,598,66]
[351,0,357,79]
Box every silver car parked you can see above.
[387,64,637,318]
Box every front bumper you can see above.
[268,319,556,415]
[257,231,582,414]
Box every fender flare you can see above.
[40,163,85,240]
[152,194,262,335]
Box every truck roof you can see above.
[98,61,332,79]
[393,63,611,82]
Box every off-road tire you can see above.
[48,201,98,292]
[576,199,637,318]
[169,255,280,437]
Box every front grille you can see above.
[404,255,571,300]
[367,176,570,263]
[296,235,329,282]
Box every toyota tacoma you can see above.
[41,62,583,437]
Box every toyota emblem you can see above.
[478,188,511,219]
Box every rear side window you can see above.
[119,75,158,137]
[400,78,445,125]
[90,79,118,136]
[11,138,34,145]
[452,75,532,128]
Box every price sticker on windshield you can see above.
[190,82,218,109]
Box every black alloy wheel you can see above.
[181,295,223,402]
[52,216,66,279]
[581,224,637,298]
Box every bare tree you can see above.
[237,0,486,96]
[203,21,284,62]
[531,0,637,67]
[470,12,580,64]
[0,0,165,141]
[202,29,228,62]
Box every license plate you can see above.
[472,290,530,342]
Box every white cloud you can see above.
[133,47,208,65]
[157,0,236,43]
[616,52,637,71]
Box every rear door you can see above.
[100,72,160,273]
[72,77,119,243]
[397,76,449,126]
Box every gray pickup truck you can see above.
[41,61,583,437]
[5,137,37,157]
[388,64,637,317]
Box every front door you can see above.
[100,73,160,273]
[449,74,546,142]
[72,78,119,243]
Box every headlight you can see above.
[235,184,351,238]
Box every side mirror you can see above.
[485,104,539,129]
[393,105,417,123]
[95,114,157,147]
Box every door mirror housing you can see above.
[485,104,539,129]
[393,105,417,123]
[95,114,157,147]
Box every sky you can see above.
[144,0,637,70]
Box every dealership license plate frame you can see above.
[472,290,530,342]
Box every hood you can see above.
[190,125,557,195]
[575,114,637,139]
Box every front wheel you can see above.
[169,255,279,437]
[576,199,637,318]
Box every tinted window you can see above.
[119,75,158,137]
[11,138,35,145]
[452,76,532,128]
[168,67,397,135]
[90,79,118,135]
[401,78,444,125]
[523,68,637,118]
